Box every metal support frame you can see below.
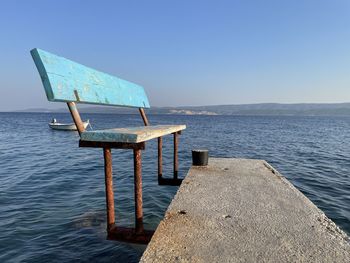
[133,149,144,234]
[158,137,163,181]
[100,144,153,244]
[67,103,183,244]
[139,108,149,126]
[104,146,153,244]
[138,107,182,186]
[158,131,183,186]
[79,140,145,150]
[67,102,85,135]
[174,132,178,180]
[103,148,115,230]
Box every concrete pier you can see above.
[141,158,350,262]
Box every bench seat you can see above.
[81,125,186,143]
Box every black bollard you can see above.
[192,149,209,166]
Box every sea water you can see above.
[0,113,349,262]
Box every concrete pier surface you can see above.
[141,158,350,262]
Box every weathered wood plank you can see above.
[80,125,186,143]
[30,48,150,108]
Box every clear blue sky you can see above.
[1,0,350,111]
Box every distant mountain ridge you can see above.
[14,103,350,116]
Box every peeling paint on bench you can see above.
[31,48,150,108]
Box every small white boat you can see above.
[49,118,90,131]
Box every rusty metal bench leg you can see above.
[174,132,178,180]
[103,147,115,231]
[158,137,163,182]
[134,149,144,234]
[158,132,183,186]
[105,146,153,244]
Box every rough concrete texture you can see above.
[140,158,350,263]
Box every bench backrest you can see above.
[30,48,150,108]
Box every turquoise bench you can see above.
[31,48,186,244]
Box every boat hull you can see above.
[49,122,89,131]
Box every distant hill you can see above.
[175,103,350,116]
[15,103,350,116]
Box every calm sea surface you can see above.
[0,113,349,262]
